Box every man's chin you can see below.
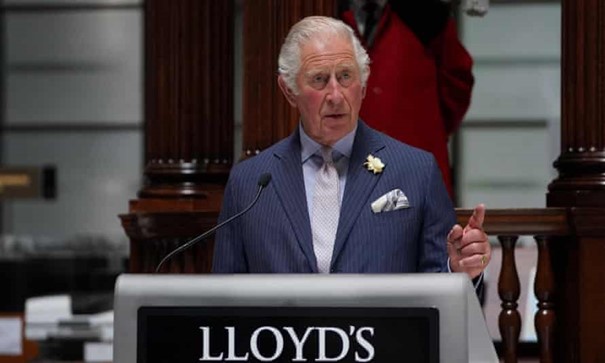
[319,119,356,142]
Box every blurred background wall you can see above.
[1,0,143,248]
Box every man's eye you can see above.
[308,74,328,89]
[312,75,327,83]
[338,71,354,86]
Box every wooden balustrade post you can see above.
[456,208,569,362]
[498,235,521,363]
[534,235,556,363]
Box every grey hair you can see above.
[278,16,371,94]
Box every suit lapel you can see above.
[270,131,318,272]
[332,122,385,263]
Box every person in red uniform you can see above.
[340,0,474,199]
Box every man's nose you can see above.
[325,77,344,104]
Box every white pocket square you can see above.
[371,189,409,214]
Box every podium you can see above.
[113,274,497,363]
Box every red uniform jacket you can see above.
[342,6,474,198]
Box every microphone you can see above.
[155,172,272,273]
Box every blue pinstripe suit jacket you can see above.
[212,121,455,273]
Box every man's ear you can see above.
[361,68,369,99]
[278,76,298,107]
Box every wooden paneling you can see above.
[121,211,219,273]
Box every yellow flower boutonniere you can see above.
[364,154,385,174]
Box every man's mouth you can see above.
[323,113,346,119]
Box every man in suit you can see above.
[212,16,490,281]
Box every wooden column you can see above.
[242,0,337,154]
[120,0,234,273]
[547,0,605,361]
[141,0,234,197]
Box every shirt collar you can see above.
[299,122,357,163]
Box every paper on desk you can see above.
[0,317,22,355]
[90,310,114,341]
[25,295,72,340]
[84,342,113,362]
[25,295,72,323]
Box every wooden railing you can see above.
[457,208,570,363]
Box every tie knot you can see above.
[320,147,334,164]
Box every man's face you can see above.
[279,34,365,146]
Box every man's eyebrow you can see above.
[303,69,328,77]
[336,62,357,68]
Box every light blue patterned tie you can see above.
[311,147,340,273]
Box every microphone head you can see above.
[258,173,272,187]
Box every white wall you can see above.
[457,3,561,208]
[1,0,143,248]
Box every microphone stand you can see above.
[155,173,271,273]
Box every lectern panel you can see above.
[137,306,438,363]
[114,274,498,362]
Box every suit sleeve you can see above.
[418,157,455,272]
[212,172,249,273]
